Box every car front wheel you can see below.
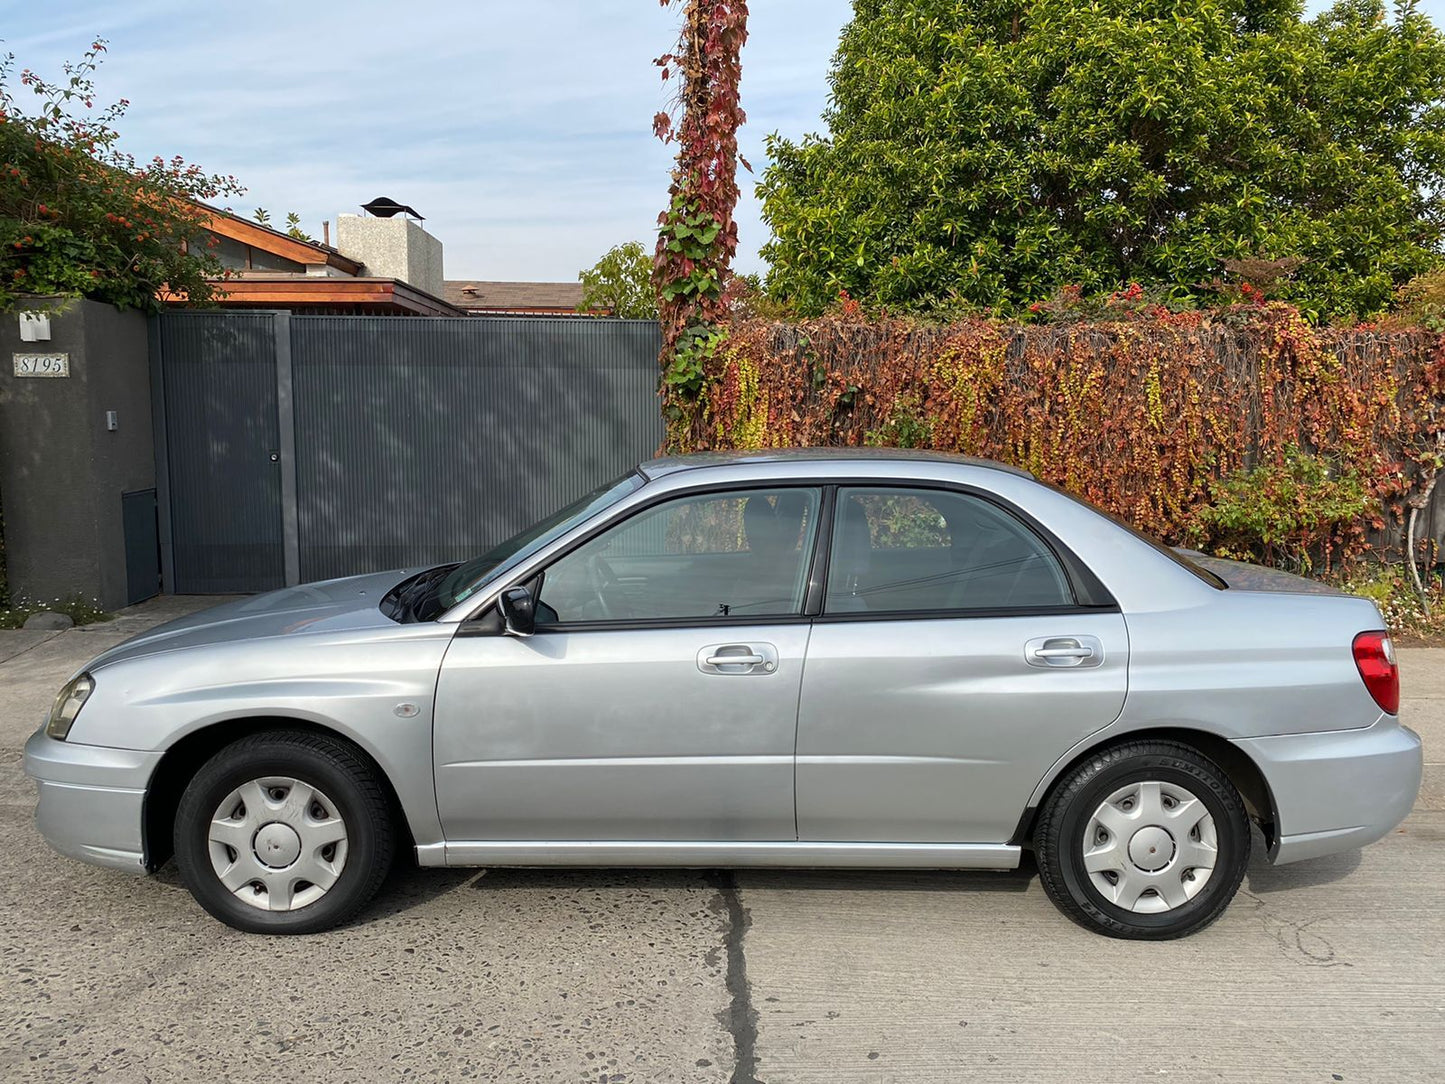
[174,731,394,934]
[1034,740,1250,939]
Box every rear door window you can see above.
[824,487,1074,614]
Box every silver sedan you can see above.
[25,450,1422,938]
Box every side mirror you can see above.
[498,585,536,638]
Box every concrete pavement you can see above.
[1401,649,1445,810]
[1,599,1440,1082]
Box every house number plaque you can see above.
[13,353,71,378]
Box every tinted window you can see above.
[540,488,821,623]
[203,231,250,270]
[824,487,1073,614]
[248,246,306,273]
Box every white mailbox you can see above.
[18,311,52,342]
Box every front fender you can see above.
[65,625,454,849]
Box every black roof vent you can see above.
[361,196,423,220]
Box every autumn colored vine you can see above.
[653,0,748,442]
[684,304,1445,568]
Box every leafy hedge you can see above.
[676,303,1445,568]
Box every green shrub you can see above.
[864,394,933,449]
[1189,447,1374,573]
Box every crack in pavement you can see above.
[0,628,64,667]
[706,869,762,1084]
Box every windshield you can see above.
[433,472,644,611]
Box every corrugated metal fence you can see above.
[152,312,664,593]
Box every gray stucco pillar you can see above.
[0,298,157,611]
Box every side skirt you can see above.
[415,840,1021,870]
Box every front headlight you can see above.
[47,673,94,740]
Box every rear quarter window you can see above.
[1037,481,1227,590]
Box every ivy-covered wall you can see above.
[678,304,1445,567]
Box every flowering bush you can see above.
[1329,564,1445,643]
[0,40,243,312]
[0,593,111,629]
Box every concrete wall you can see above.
[334,215,444,297]
[0,298,155,610]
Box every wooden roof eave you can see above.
[199,210,362,275]
[201,276,465,316]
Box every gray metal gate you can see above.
[153,312,663,594]
[152,312,285,593]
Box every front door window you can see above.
[537,487,822,623]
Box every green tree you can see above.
[0,40,244,312]
[577,241,659,318]
[759,0,1445,320]
[253,208,316,243]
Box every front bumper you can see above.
[23,726,162,874]
[1234,716,1422,865]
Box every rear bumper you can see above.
[1234,716,1422,865]
[23,726,160,874]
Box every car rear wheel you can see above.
[1034,740,1250,939]
[174,731,394,934]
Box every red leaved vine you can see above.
[681,306,1445,569]
[653,0,748,435]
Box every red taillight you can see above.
[1353,631,1399,715]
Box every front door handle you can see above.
[698,642,778,675]
[1033,646,1093,660]
[704,652,766,667]
[1025,635,1104,668]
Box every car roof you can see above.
[636,447,1034,480]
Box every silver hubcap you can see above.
[1082,780,1218,914]
[207,776,349,912]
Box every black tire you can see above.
[1034,740,1250,939]
[173,730,394,934]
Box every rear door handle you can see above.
[1025,636,1104,668]
[698,643,778,675]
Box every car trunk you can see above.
[1173,550,1347,596]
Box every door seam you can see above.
[791,621,814,841]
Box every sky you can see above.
[3,1,1443,284]
[1,1,852,281]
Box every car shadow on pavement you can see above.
[1244,848,1362,894]
[352,863,488,923]
[734,866,1037,894]
[465,866,724,892]
[1241,824,1363,894]
[150,857,487,925]
[359,836,1367,914]
[347,866,720,928]
[158,839,1360,929]
[463,858,1039,897]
